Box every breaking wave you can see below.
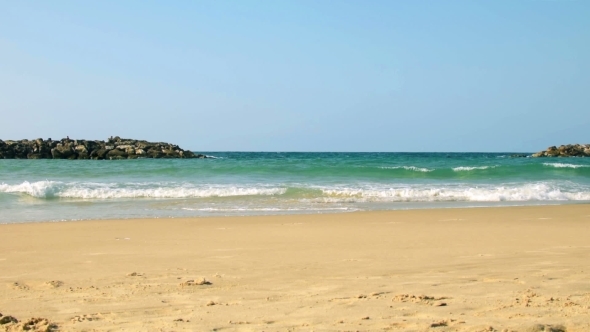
[452,166,496,171]
[2,181,589,203]
[379,166,433,172]
[318,183,590,202]
[0,181,286,199]
[543,163,589,169]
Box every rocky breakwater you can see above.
[0,136,207,159]
[532,144,590,157]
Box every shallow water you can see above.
[1,152,589,223]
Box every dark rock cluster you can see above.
[0,136,207,159]
[0,312,58,331]
[532,144,590,157]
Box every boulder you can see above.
[27,153,43,159]
[107,149,128,159]
[1,150,15,159]
[51,145,75,159]
[85,140,100,151]
[116,145,136,155]
[77,152,90,159]
[147,149,164,158]
[10,143,32,159]
[90,149,109,160]
[75,145,88,154]
[0,137,206,160]
[162,149,180,158]
[532,144,590,157]
[184,151,196,158]
[118,140,137,146]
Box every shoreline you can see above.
[1,205,590,331]
[3,152,589,224]
[1,201,588,225]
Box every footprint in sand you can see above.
[392,294,449,306]
[180,278,212,286]
[429,319,463,328]
[71,313,103,323]
[228,320,250,325]
[127,272,143,277]
[22,318,58,331]
[45,280,64,288]
[10,282,29,291]
[526,324,566,332]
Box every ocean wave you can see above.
[452,166,496,171]
[181,207,353,212]
[0,181,64,198]
[319,183,590,202]
[543,163,589,169]
[0,181,286,199]
[2,181,589,203]
[379,166,433,172]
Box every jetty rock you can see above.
[0,136,207,160]
[532,144,590,157]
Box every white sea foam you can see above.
[379,166,433,172]
[543,163,589,169]
[319,183,590,202]
[0,181,64,198]
[2,181,590,203]
[452,166,495,171]
[60,186,285,199]
[0,181,285,199]
[182,207,352,212]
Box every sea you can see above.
[1,152,590,223]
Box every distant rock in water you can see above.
[532,144,590,157]
[0,136,207,160]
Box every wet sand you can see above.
[1,205,589,331]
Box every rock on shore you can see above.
[0,136,207,160]
[532,144,590,157]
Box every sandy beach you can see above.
[1,205,589,331]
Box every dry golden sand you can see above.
[1,205,590,331]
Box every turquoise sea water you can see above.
[1,152,590,223]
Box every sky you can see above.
[1,1,589,152]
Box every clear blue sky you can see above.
[1,1,588,152]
